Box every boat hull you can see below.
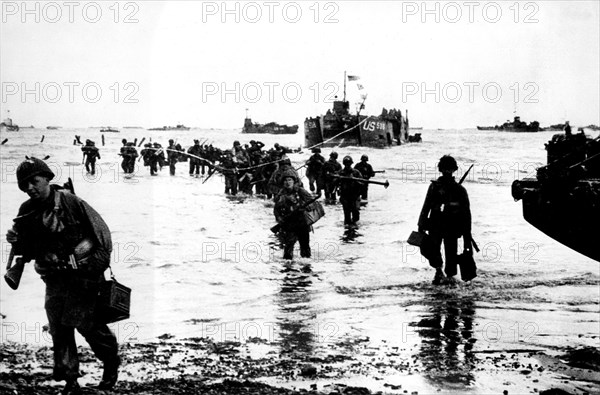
[242,125,298,134]
[512,178,600,262]
[304,115,409,148]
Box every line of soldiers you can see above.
[305,148,377,225]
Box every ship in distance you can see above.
[242,113,298,134]
[477,116,540,132]
[148,124,191,131]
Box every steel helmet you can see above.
[343,156,353,165]
[17,157,55,191]
[330,151,338,159]
[281,169,297,185]
[312,147,321,154]
[438,155,458,172]
[361,154,369,161]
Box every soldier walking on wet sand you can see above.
[418,155,473,285]
[6,158,120,394]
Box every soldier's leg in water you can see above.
[427,232,444,269]
[443,236,458,278]
[298,227,311,258]
[283,230,298,260]
[231,177,238,195]
[342,201,352,224]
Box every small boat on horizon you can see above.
[100,127,120,133]
[148,124,191,131]
[46,126,61,130]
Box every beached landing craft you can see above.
[304,73,411,148]
[512,129,600,262]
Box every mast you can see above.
[343,71,347,102]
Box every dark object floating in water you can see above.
[512,129,600,261]
[46,126,61,130]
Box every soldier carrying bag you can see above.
[97,266,131,324]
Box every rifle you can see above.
[202,166,218,184]
[4,177,76,290]
[331,174,390,189]
[270,193,321,233]
[459,164,474,185]
[458,165,479,252]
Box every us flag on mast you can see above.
[347,75,360,81]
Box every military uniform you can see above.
[188,141,202,176]
[336,162,363,225]
[306,149,325,194]
[274,179,313,259]
[418,173,471,278]
[322,155,342,202]
[354,156,375,200]
[81,141,100,175]
[9,158,119,393]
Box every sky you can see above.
[1,0,599,129]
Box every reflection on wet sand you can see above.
[414,291,477,387]
[276,262,316,355]
[341,226,362,243]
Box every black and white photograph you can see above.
[1,1,599,394]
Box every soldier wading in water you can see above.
[418,155,473,285]
[273,171,314,260]
[6,158,120,394]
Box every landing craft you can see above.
[304,72,415,148]
[512,128,600,262]
[242,110,298,134]
[0,111,20,132]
